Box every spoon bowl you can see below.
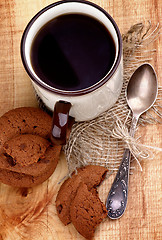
[106,63,158,219]
[127,63,158,117]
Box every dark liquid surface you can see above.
[31,14,116,91]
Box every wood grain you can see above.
[0,0,161,239]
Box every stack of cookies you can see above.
[0,107,61,187]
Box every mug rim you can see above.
[21,0,122,96]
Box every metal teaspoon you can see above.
[106,63,158,219]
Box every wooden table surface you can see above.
[0,0,161,239]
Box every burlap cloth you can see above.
[63,21,162,177]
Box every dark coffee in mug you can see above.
[30,13,116,91]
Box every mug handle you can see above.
[51,100,72,145]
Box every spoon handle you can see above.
[106,148,131,219]
[106,116,138,219]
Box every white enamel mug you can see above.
[21,0,123,144]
